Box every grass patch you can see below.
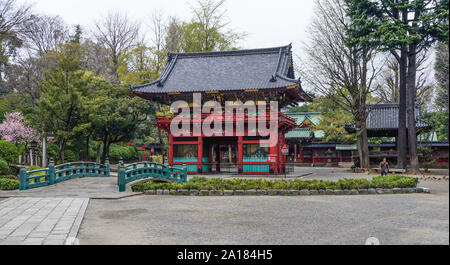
[132,175,419,192]
[26,166,47,184]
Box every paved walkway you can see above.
[77,180,449,245]
[0,197,88,245]
[0,167,447,245]
[0,177,141,199]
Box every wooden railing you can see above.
[19,158,110,190]
[117,160,187,192]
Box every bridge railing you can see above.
[19,158,110,191]
[118,159,187,192]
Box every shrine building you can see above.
[131,45,313,174]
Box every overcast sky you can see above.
[22,0,315,57]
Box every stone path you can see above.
[0,197,88,245]
[0,177,141,199]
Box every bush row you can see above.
[0,158,8,175]
[0,177,19,190]
[109,144,138,161]
[132,175,419,192]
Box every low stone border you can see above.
[143,187,430,196]
[65,198,89,245]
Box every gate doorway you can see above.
[207,138,238,174]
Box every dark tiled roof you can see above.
[346,103,428,131]
[365,103,427,130]
[369,142,449,148]
[131,45,309,96]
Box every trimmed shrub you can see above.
[47,143,60,160]
[109,144,138,161]
[0,158,8,175]
[132,175,419,192]
[0,178,19,190]
[27,165,43,174]
[0,175,18,180]
[0,140,18,164]
[64,149,78,162]
[26,165,46,183]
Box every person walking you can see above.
[379,157,389,176]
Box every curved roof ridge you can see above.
[157,54,178,86]
[169,44,292,58]
[131,54,178,90]
[287,112,322,115]
[275,73,300,82]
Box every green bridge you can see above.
[117,160,187,192]
[19,158,187,192]
[19,158,110,190]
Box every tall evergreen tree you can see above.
[38,43,90,162]
[346,0,449,173]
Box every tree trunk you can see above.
[356,115,370,169]
[397,49,408,169]
[101,136,108,164]
[356,49,370,170]
[407,45,420,174]
[59,139,66,163]
[85,136,90,161]
[96,142,102,163]
[106,142,111,162]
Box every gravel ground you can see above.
[77,180,449,245]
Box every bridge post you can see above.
[80,161,85,178]
[19,163,27,190]
[48,158,56,185]
[182,164,187,182]
[118,158,125,192]
[117,157,123,186]
[105,157,110,177]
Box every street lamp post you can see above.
[42,136,47,168]
[30,141,38,167]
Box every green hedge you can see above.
[27,166,43,175]
[0,178,19,190]
[64,149,78,162]
[0,140,18,164]
[109,144,137,161]
[132,175,419,192]
[0,158,8,175]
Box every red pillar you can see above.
[294,144,297,162]
[198,136,203,173]
[278,134,282,174]
[143,150,146,161]
[274,135,281,175]
[168,134,173,167]
[270,143,277,174]
[238,136,243,173]
[299,147,304,162]
[283,135,286,172]
[280,133,285,173]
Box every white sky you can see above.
[22,0,315,57]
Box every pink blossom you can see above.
[0,112,40,146]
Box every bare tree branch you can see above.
[92,11,140,82]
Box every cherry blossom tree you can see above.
[0,112,40,146]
